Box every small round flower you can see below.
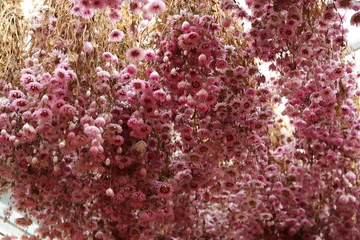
[106,188,114,197]
[8,90,26,101]
[157,182,173,198]
[102,52,113,61]
[338,194,350,204]
[126,64,138,75]
[20,73,35,86]
[149,71,160,81]
[79,0,91,8]
[120,72,132,82]
[144,50,156,61]
[80,9,94,19]
[215,59,228,70]
[108,9,122,22]
[12,98,29,111]
[336,0,354,9]
[350,12,360,26]
[147,0,166,15]
[245,198,260,208]
[70,5,82,16]
[33,108,53,124]
[236,213,248,223]
[91,0,106,10]
[26,82,43,95]
[117,156,134,169]
[126,47,145,62]
[111,135,124,146]
[186,31,201,44]
[59,104,76,117]
[83,42,93,53]
[15,217,32,227]
[130,79,146,92]
[22,123,36,139]
[109,29,124,42]
[153,89,166,102]
[54,68,68,82]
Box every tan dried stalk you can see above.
[0,0,27,85]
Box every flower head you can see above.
[126,47,145,62]
[144,50,156,61]
[70,5,82,16]
[157,182,173,198]
[83,42,93,53]
[12,98,29,111]
[91,0,106,9]
[109,29,124,42]
[147,0,166,15]
[108,9,121,22]
[350,12,360,26]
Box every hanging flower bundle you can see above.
[1,0,360,239]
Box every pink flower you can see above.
[147,0,166,15]
[8,90,26,101]
[91,0,106,10]
[126,64,137,75]
[102,52,112,61]
[120,72,132,82]
[33,108,53,124]
[70,5,82,16]
[22,123,36,140]
[108,9,121,22]
[149,71,160,81]
[111,135,124,146]
[54,68,68,81]
[144,50,156,61]
[80,9,94,18]
[26,82,43,95]
[185,31,201,44]
[215,59,228,70]
[336,0,354,9]
[83,42,93,53]
[350,11,360,26]
[109,29,124,42]
[338,194,350,204]
[126,47,145,62]
[117,156,134,169]
[157,182,173,198]
[59,104,76,117]
[79,0,91,8]
[153,89,166,102]
[12,98,29,111]
[106,188,114,197]
[130,79,146,92]
[20,73,35,86]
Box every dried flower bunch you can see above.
[1,0,360,239]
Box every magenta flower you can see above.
[157,182,173,198]
[146,0,166,15]
[126,47,145,62]
[109,29,124,42]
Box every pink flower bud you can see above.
[83,42,93,53]
[140,168,147,176]
[150,71,160,81]
[106,188,114,197]
[59,141,66,149]
[339,195,349,204]
[196,89,209,99]
[182,21,190,32]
